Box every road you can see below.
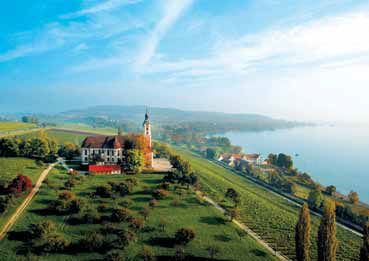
[0,162,57,241]
[198,192,289,261]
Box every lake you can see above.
[221,125,369,203]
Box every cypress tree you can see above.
[318,200,338,261]
[295,203,311,261]
[360,222,369,261]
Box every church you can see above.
[81,112,153,174]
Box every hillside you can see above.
[31,105,304,133]
[0,166,276,261]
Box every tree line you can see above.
[0,133,58,161]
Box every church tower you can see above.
[143,109,153,167]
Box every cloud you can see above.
[137,10,369,82]
[62,0,142,19]
[135,0,194,68]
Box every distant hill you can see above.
[56,105,305,132]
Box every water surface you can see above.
[222,125,369,203]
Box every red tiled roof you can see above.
[244,154,260,160]
[88,165,121,173]
[82,134,141,149]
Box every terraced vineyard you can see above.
[176,149,362,261]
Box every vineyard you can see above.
[176,149,362,261]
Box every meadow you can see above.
[0,158,46,230]
[0,122,36,134]
[175,149,362,261]
[20,129,88,145]
[0,166,276,260]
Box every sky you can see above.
[1,0,369,123]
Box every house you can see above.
[243,154,263,165]
[218,153,263,166]
[81,111,153,174]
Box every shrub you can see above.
[140,245,155,261]
[159,182,170,190]
[97,203,108,213]
[129,217,145,231]
[171,198,180,207]
[8,175,32,194]
[79,231,105,252]
[58,191,75,201]
[174,228,195,245]
[149,199,159,208]
[140,206,151,220]
[64,178,78,189]
[105,251,124,261]
[116,229,137,248]
[159,218,168,232]
[95,185,113,198]
[39,234,70,253]
[0,195,12,213]
[29,220,57,239]
[126,177,139,186]
[111,208,133,222]
[119,199,133,208]
[152,189,169,200]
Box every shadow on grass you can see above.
[156,256,225,261]
[214,234,232,242]
[146,236,175,248]
[132,196,150,203]
[7,231,32,242]
[251,249,267,257]
[200,216,225,225]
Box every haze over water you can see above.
[222,125,369,203]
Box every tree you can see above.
[58,142,80,160]
[126,149,144,173]
[326,186,336,196]
[206,245,220,259]
[277,153,294,169]
[8,175,33,194]
[129,217,145,231]
[267,153,278,165]
[39,234,70,253]
[111,208,133,222]
[348,191,359,205]
[79,231,105,252]
[29,220,57,239]
[225,207,240,222]
[0,138,20,157]
[140,206,151,220]
[174,228,196,245]
[225,188,241,207]
[308,189,323,209]
[295,203,311,261]
[152,189,169,200]
[318,200,338,261]
[360,222,369,261]
[159,218,168,232]
[141,245,155,261]
[205,148,217,159]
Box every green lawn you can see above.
[175,149,362,261]
[0,166,277,261]
[20,130,88,146]
[0,158,46,230]
[0,122,36,133]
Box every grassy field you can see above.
[20,130,88,146]
[57,123,117,135]
[0,166,277,260]
[175,149,362,261]
[0,122,36,133]
[0,158,46,230]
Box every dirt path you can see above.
[197,192,290,261]
[0,162,57,241]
